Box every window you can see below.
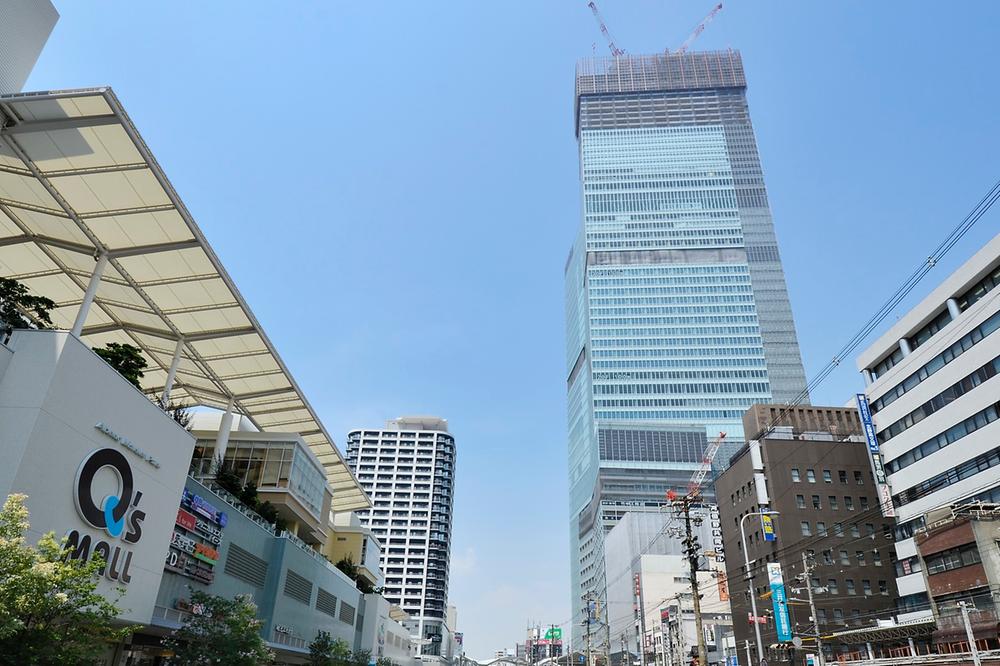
[791,468,801,482]
[879,580,889,595]
[806,469,816,483]
[865,523,876,536]
[860,497,870,511]
[812,495,822,509]
[856,551,866,566]
[851,609,861,625]
[817,522,828,537]
[823,469,833,483]
[873,550,883,566]
[845,496,854,511]
[863,580,872,596]
[822,550,833,565]
[828,579,839,594]
[817,609,828,623]
[851,524,860,537]
[834,523,844,537]
[839,470,848,484]
[845,579,856,595]
[829,496,839,510]
[796,494,806,509]
[925,544,982,574]
[801,521,812,536]
[855,471,864,485]
[840,550,850,565]
[834,609,844,623]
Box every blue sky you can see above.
[28,1,1000,659]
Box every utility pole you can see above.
[800,552,825,666]
[959,601,982,666]
[585,594,594,666]
[678,498,708,666]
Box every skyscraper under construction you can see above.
[564,50,809,641]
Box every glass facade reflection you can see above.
[565,51,809,640]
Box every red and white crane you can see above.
[668,431,727,503]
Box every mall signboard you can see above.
[0,332,195,623]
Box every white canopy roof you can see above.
[0,87,369,512]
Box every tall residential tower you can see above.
[346,417,457,663]
[565,51,808,637]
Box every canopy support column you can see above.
[161,338,184,405]
[215,396,236,465]
[70,253,108,338]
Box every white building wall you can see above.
[0,0,58,93]
[859,230,1000,617]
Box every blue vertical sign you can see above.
[855,393,896,518]
[767,563,793,642]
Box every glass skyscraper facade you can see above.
[565,51,808,640]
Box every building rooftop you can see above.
[386,415,450,432]
[0,87,369,511]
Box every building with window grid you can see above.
[857,231,1000,623]
[346,417,457,662]
[565,51,809,641]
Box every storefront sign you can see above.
[176,509,197,532]
[63,448,152,585]
[767,563,793,642]
[168,487,226,584]
[855,394,896,517]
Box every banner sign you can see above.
[767,563,793,642]
[166,488,228,584]
[761,513,776,542]
[855,394,896,517]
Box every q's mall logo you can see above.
[65,448,147,584]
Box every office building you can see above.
[602,510,731,666]
[0,0,58,93]
[565,50,809,638]
[346,417,458,663]
[716,405,898,666]
[857,231,1000,621]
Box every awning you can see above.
[0,87,369,512]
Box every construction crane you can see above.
[666,431,726,502]
[675,3,723,54]
[586,1,625,57]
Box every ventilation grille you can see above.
[316,588,338,617]
[283,569,313,605]
[339,600,356,625]
[223,544,267,588]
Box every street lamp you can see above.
[740,510,779,666]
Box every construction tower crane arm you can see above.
[686,432,726,499]
[675,3,723,55]
[586,1,625,57]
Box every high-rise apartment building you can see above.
[0,0,58,94]
[346,417,457,661]
[565,51,809,636]
[857,231,1000,621]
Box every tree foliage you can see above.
[163,590,273,665]
[0,493,130,664]
[93,341,147,388]
[307,633,371,666]
[336,555,374,594]
[0,277,55,340]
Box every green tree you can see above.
[93,342,147,388]
[163,590,273,665]
[350,649,372,666]
[0,493,130,664]
[309,630,337,666]
[0,277,55,340]
[335,555,374,594]
[376,657,396,666]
